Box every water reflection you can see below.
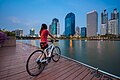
[70,40,73,48]
[69,40,74,57]
[31,40,36,46]
[97,41,102,54]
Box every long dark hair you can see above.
[40,24,48,35]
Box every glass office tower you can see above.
[65,12,75,37]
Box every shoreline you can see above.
[16,38,120,41]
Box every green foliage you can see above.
[6,31,15,37]
[0,30,15,37]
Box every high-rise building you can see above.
[81,27,87,37]
[65,12,75,37]
[51,18,60,37]
[111,8,119,20]
[57,22,60,37]
[101,24,107,35]
[108,19,118,35]
[30,28,35,37]
[75,26,80,36]
[100,9,108,35]
[49,25,52,34]
[108,9,119,35]
[87,10,98,37]
[12,29,23,37]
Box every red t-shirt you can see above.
[40,29,49,43]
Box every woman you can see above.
[39,24,56,50]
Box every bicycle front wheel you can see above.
[52,46,61,62]
[26,50,46,76]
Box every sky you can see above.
[0,0,120,35]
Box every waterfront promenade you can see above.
[0,42,119,80]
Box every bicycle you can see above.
[26,40,61,76]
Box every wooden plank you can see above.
[24,60,76,80]
[35,62,78,80]
[63,66,85,80]
[73,68,91,80]
[100,74,119,80]
[54,64,82,80]
[13,58,71,80]
[0,57,68,80]
[91,71,103,80]
[1,71,29,80]
[82,69,95,80]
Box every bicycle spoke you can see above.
[52,46,61,62]
[26,50,45,76]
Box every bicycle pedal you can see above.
[47,57,51,62]
[42,61,48,66]
[36,59,41,64]
[48,59,51,63]
[41,59,47,63]
[37,61,40,64]
[51,55,54,57]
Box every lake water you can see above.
[17,40,120,77]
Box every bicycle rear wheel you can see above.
[26,50,46,76]
[52,46,61,62]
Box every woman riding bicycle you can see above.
[26,24,61,76]
[39,24,56,50]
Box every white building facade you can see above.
[108,19,119,35]
[87,10,98,37]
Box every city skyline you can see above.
[101,9,119,35]
[0,0,120,35]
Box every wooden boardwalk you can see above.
[0,42,119,80]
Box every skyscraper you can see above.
[65,12,75,37]
[108,19,118,35]
[30,28,35,37]
[108,9,119,35]
[100,9,108,35]
[49,25,52,34]
[87,10,98,37]
[81,27,87,37]
[57,22,60,37]
[75,26,80,36]
[12,29,23,37]
[111,8,119,20]
[51,18,60,37]
[112,8,119,35]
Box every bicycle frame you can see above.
[44,43,54,57]
[36,42,55,63]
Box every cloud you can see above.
[8,16,21,24]
[23,19,40,27]
[7,16,40,27]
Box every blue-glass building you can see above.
[51,18,59,35]
[30,28,35,37]
[65,12,75,37]
[81,27,87,37]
